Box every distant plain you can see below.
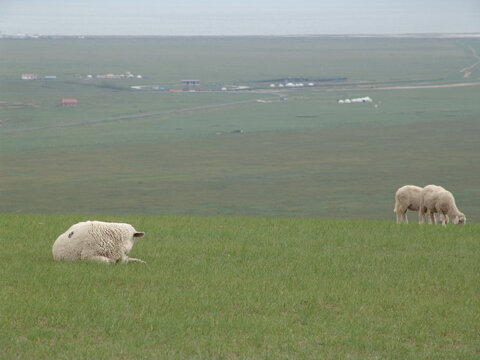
[1,37,480,359]
[1,37,479,219]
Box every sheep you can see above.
[394,185,423,224]
[418,185,446,225]
[394,185,448,224]
[52,221,146,264]
[419,186,466,226]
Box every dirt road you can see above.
[460,44,480,78]
[375,82,480,90]
[0,92,286,134]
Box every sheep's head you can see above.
[453,213,466,225]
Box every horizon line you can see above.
[2,32,480,39]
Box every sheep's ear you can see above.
[134,232,145,238]
[453,216,459,225]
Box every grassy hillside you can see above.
[2,88,479,220]
[1,38,478,359]
[1,214,479,359]
[1,37,479,219]
[0,37,471,83]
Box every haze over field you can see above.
[1,0,479,36]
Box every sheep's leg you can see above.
[419,207,426,224]
[128,257,147,264]
[435,213,445,225]
[83,255,115,264]
[79,249,114,263]
[396,206,408,224]
[121,255,147,264]
[396,210,403,224]
[427,211,434,224]
[440,213,449,225]
[441,214,448,227]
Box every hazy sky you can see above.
[1,0,479,36]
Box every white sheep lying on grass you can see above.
[52,221,146,264]
[419,185,466,226]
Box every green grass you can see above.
[2,103,479,219]
[1,36,479,359]
[0,37,470,82]
[1,37,479,359]
[1,214,479,358]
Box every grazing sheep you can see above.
[394,185,423,224]
[52,221,146,264]
[419,185,446,225]
[419,186,466,226]
[394,185,448,225]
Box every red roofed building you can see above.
[60,99,78,107]
[22,74,38,80]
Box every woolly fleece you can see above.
[420,186,466,226]
[394,185,423,224]
[52,221,146,263]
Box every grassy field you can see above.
[1,37,479,358]
[0,37,472,83]
[1,37,479,219]
[1,214,479,359]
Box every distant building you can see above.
[95,72,143,79]
[337,96,372,104]
[181,80,200,86]
[44,75,57,80]
[60,99,78,107]
[97,73,124,79]
[22,74,37,80]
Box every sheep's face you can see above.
[453,214,466,225]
